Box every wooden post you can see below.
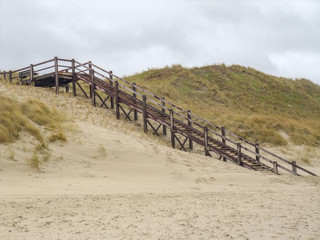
[3,71,6,81]
[109,71,114,109]
[29,64,34,83]
[187,110,193,150]
[292,161,297,175]
[221,126,227,161]
[9,70,12,84]
[143,95,147,133]
[72,59,76,96]
[115,81,120,120]
[54,57,59,94]
[161,97,167,136]
[273,161,279,175]
[255,143,260,162]
[237,143,242,165]
[204,126,210,156]
[89,61,92,98]
[132,83,138,121]
[91,69,96,107]
[170,109,175,149]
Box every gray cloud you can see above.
[1,0,319,84]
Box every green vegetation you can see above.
[0,96,67,144]
[125,64,320,146]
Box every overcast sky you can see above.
[1,0,319,84]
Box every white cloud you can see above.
[0,0,319,84]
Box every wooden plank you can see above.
[72,59,76,96]
[170,109,175,149]
[237,143,242,165]
[221,126,226,162]
[54,57,59,94]
[110,71,114,109]
[133,83,138,120]
[143,95,147,133]
[115,81,120,120]
[187,110,193,150]
[255,143,260,162]
[161,97,167,136]
[91,69,96,107]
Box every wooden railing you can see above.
[0,57,317,176]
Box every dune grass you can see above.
[125,64,320,147]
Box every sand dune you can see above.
[1,82,320,239]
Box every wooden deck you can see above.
[1,57,316,176]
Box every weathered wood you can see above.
[187,110,193,150]
[29,64,34,83]
[54,57,59,94]
[204,126,210,156]
[3,71,6,80]
[255,143,260,162]
[237,143,242,165]
[115,81,120,120]
[109,71,114,109]
[9,71,12,84]
[170,109,175,149]
[72,59,76,96]
[221,126,226,161]
[292,161,297,175]
[89,62,93,98]
[143,95,147,133]
[10,57,317,177]
[273,161,279,175]
[132,83,138,120]
[161,97,167,136]
[91,69,96,107]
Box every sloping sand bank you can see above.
[1,121,320,240]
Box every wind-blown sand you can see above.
[0,83,320,239]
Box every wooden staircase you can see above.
[1,57,317,176]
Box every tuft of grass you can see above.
[0,96,43,143]
[30,149,41,170]
[9,145,15,160]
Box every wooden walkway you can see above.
[1,57,317,176]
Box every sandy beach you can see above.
[1,83,320,239]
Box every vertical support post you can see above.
[9,70,12,84]
[115,81,120,120]
[170,109,175,149]
[161,97,167,136]
[91,69,96,107]
[292,161,297,175]
[89,61,92,98]
[273,161,279,175]
[187,110,193,150]
[29,64,34,83]
[237,143,242,165]
[255,143,260,162]
[54,56,59,94]
[109,71,114,109]
[132,83,138,121]
[221,126,227,162]
[3,71,6,81]
[72,59,76,96]
[204,126,210,156]
[143,95,147,133]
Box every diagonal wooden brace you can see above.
[119,105,132,121]
[76,81,89,98]
[95,92,109,109]
[174,135,187,152]
[147,120,162,136]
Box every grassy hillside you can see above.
[125,64,320,147]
